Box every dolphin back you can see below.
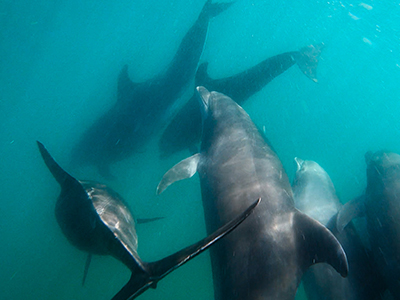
[111,199,260,300]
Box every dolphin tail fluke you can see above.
[336,195,366,233]
[156,153,201,195]
[111,199,260,300]
[37,141,74,186]
[294,210,349,277]
[294,43,325,83]
[204,0,235,19]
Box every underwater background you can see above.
[1,0,399,299]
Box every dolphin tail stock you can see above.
[294,210,349,277]
[294,43,325,83]
[336,195,366,233]
[156,153,201,195]
[111,199,260,300]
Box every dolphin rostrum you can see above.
[37,141,259,300]
[157,87,348,300]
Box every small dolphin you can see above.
[158,44,324,159]
[70,0,234,178]
[293,158,385,300]
[337,151,400,299]
[157,87,348,300]
[37,141,259,300]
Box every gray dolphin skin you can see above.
[157,87,348,300]
[70,0,234,178]
[338,151,400,299]
[37,141,259,300]
[292,158,385,300]
[158,44,324,159]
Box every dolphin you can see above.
[158,43,324,159]
[70,0,234,178]
[337,151,400,299]
[37,141,259,300]
[292,158,385,300]
[157,87,348,300]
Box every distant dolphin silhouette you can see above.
[158,44,324,159]
[157,87,348,300]
[37,141,259,300]
[70,0,234,178]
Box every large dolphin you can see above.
[70,0,233,178]
[292,158,385,300]
[338,151,400,299]
[158,43,324,158]
[157,87,348,300]
[37,141,259,300]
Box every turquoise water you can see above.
[1,0,399,299]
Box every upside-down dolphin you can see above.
[292,158,385,300]
[70,0,234,178]
[37,141,259,300]
[158,43,324,158]
[157,87,348,300]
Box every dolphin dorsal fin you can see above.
[117,65,137,104]
[156,154,201,195]
[336,195,366,233]
[294,210,349,277]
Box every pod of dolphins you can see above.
[36,1,400,300]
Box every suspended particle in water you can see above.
[362,37,372,45]
[359,3,373,10]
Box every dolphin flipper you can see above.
[294,43,325,83]
[294,210,349,277]
[82,254,92,286]
[156,154,201,195]
[336,195,366,233]
[136,217,164,224]
[111,199,260,300]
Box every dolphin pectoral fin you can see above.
[195,62,211,86]
[156,153,201,195]
[148,198,260,281]
[82,254,92,286]
[111,199,260,300]
[336,195,366,233]
[136,217,165,224]
[294,43,325,83]
[294,211,349,277]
